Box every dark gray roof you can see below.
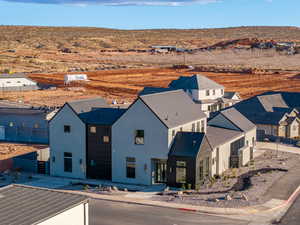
[220,107,256,132]
[0,73,27,79]
[223,92,239,99]
[169,132,207,157]
[139,90,207,128]
[68,97,109,114]
[206,126,243,148]
[0,185,88,225]
[234,91,300,125]
[138,87,176,96]
[79,108,126,125]
[169,74,224,90]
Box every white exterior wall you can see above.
[50,104,86,179]
[112,99,169,185]
[191,88,224,101]
[38,203,88,225]
[0,78,36,87]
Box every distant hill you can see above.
[0,25,299,50]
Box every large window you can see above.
[230,137,245,155]
[126,157,136,178]
[176,161,187,184]
[64,152,72,172]
[199,160,204,181]
[135,130,144,145]
[64,125,71,133]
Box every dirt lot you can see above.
[0,143,47,160]
[2,67,299,106]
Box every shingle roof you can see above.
[234,91,300,125]
[206,126,243,148]
[169,74,224,90]
[68,97,109,114]
[169,132,208,157]
[0,185,88,225]
[220,107,256,132]
[139,90,207,128]
[79,108,126,125]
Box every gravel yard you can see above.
[151,149,300,208]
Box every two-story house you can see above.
[169,74,241,115]
[112,90,207,186]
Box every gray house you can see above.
[0,102,55,144]
[233,91,300,140]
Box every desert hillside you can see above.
[0,26,300,73]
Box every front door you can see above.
[152,159,167,184]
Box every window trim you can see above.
[135,130,144,145]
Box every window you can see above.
[34,123,39,129]
[206,90,210,96]
[64,152,72,173]
[90,126,96,133]
[9,122,14,127]
[213,90,216,95]
[180,127,183,132]
[192,123,195,132]
[252,137,255,145]
[135,130,144,145]
[201,120,205,133]
[176,161,187,183]
[199,160,204,181]
[196,121,200,132]
[90,160,96,166]
[64,125,71,133]
[126,157,136,178]
[221,89,224,95]
[172,130,176,137]
[208,105,211,112]
[103,136,110,143]
[205,157,210,177]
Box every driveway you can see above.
[89,199,249,225]
[279,195,300,225]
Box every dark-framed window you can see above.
[64,152,72,172]
[126,157,136,178]
[192,123,195,132]
[196,121,200,132]
[201,120,205,132]
[172,130,175,137]
[135,130,144,145]
[199,160,204,181]
[206,90,210,96]
[64,125,71,133]
[176,161,187,183]
[213,89,216,95]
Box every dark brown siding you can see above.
[86,124,112,180]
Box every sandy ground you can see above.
[0,143,48,160]
[2,67,300,107]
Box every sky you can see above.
[0,0,299,29]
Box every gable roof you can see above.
[234,91,300,125]
[219,107,256,132]
[169,132,209,157]
[206,126,243,148]
[169,74,224,90]
[78,108,126,125]
[0,185,88,225]
[139,89,207,129]
[68,97,109,114]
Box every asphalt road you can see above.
[89,199,249,225]
[279,195,300,225]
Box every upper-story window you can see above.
[213,90,216,95]
[64,125,71,133]
[196,121,200,132]
[135,130,144,145]
[90,126,96,133]
[201,120,205,133]
[221,89,224,95]
[206,90,210,96]
[103,135,110,143]
[172,130,176,137]
[192,123,195,132]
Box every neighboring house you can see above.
[167,107,256,189]
[112,90,207,186]
[169,74,241,115]
[0,185,89,225]
[49,97,125,180]
[233,91,300,140]
[0,73,38,91]
[0,103,55,144]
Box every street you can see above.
[89,199,249,225]
[279,195,300,225]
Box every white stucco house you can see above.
[0,184,89,225]
[169,74,241,115]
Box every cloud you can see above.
[2,0,219,6]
